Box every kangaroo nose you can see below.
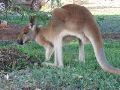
[17,40,23,45]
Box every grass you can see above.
[0,8,120,90]
[0,40,120,89]
[0,11,50,26]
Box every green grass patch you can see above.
[0,11,50,26]
[0,40,120,89]
[0,10,120,89]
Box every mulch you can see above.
[0,47,41,71]
[0,48,29,70]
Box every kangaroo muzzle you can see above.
[17,39,23,45]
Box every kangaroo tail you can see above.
[84,24,120,74]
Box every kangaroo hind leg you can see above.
[79,40,85,63]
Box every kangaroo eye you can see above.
[24,32,28,34]
[23,29,29,34]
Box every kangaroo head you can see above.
[17,15,37,45]
[17,23,34,45]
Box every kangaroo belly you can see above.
[59,30,89,44]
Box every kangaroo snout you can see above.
[17,39,23,45]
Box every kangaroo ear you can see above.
[30,25,41,34]
[29,15,36,26]
[31,25,36,31]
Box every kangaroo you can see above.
[17,4,120,74]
